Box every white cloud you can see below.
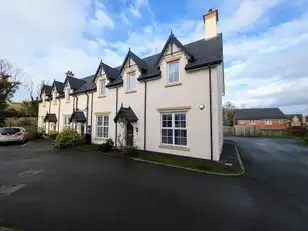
[221,0,282,35]
[121,12,132,26]
[88,8,114,29]
[129,6,142,18]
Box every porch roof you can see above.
[44,113,57,122]
[114,106,138,123]
[70,110,86,123]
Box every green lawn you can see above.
[75,144,101,151]
[74,145,241,174]
[134,151,240,174]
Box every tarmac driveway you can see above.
[0,139,308,231]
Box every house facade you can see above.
[285,114,304,127]
[37,9,224,161]
[234,108,287,130]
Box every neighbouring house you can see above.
[285,114,304,127]
[37,9,224,161]
[234,108,287,130]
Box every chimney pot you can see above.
[65,70,75,77]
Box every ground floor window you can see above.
[161,112,187,146]
[63,116,70,130]
[96,115,109,138]
[265,120,272,125]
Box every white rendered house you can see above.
[38,9,224,161]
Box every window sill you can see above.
[94,137,109,141]
[65,101,71,104]
[158,144,190,151]
[98,95,106,98]
[165,82,182,88]
[125,90,137,94]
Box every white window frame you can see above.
[239,120,244,125]
[99,79,106,97]
[167,61,180,84]
[279,120,284,124]
[161,112,187,146]
[96,115,109,138]
[65,88,70,102]
[63,116,71,130]
[42,94,46,107]
[249,120,256,125]
[265,120,272,125]
[53,91,57,104]
[127,72,136,92]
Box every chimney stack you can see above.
[203,9,219,40]
[65,70,75,77]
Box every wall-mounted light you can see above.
[199,104,205,110]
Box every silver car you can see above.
[0,127,28,144]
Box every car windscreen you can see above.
[0,128,21,134]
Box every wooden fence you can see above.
[224,125,307,137]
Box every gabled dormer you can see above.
[119,49,148,75]
[155,32,194,87]
[40,84,52,106]
[155,32,194,67]
[93,60,119,97]
[51,80,64,104]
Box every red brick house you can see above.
[234,108,287,130]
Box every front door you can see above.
[126,123,134,146]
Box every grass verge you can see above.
[73,145,241,174]
[74,144,101,151]
[133,151,240,174]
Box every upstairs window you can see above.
[167,61,179,84]
[249,120,256,125]
[53,91,57,104]
[265,120,272,125]
[100,79,106,96]
[65,88,70,102]
[127,72,136,92]
[42,94,46,106]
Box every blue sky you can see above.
[1,0,308,114]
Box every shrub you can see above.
[55,129,83,148]
[48,130,59,140]
[123,145,139,157]
[99,138,114,152]
[303,137,308,143]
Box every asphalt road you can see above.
[0,138,307,231]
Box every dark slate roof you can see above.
[285,114,302,120]
[118,50,148,75]
[66,76,86,90]
[234,108,286,120]
[82,74,95,82]
[43,85,52,96]
[74,81,96,94]
[44,113,57,122]
[70,110,86,123]
[114,106,138,123]
[53,81,64,93]
[107,33,223,87]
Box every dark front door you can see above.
[126,123,134,146]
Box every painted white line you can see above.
[18,168,45,177]
[21,141,32,147]
[0,184,26,196]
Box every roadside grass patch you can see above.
[75,144,101,152]
[132,150,240,174]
